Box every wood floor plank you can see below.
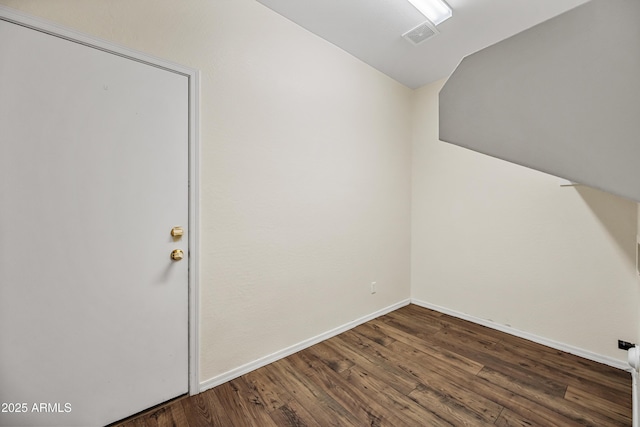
[368,336,504,423]
[342,365,453,427]
[565,385,632,425]
[425,325,606,407]
[113,304,632,427]
[110,397,190,427]
[495,336,631,389]
[378,324,485,376]
[492,340,632,408]
[324,333,420,395]
[301,337,355,373]
[478,366,628,427]
[430,325,502,357]
[377,317,603,427]
[387,305,445,329]
[407,384,496,426]
[541,350,631,394]
[477,358,569,398]
[395,305,506,344]
[215,379,279,426]
[402,303,444,318]
[342,327,505,424]
[242,367,294,413]
[167,402,189,427]
[466,375,586,427]
[268,398,322,427]
[180,393,219,427]
[266,358,361,426]
[494,407,546,427]
[146,403,188,427]
[289,352,408,427]
[380,310,441,338]
[402,356,502,423]
[351,322,396,347]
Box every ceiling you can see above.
[255,0,591,89]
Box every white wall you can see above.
[0,0,412,384]
[412,80,639,362]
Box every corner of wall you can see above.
[411,75,639,364]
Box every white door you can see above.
[0,17,189,427]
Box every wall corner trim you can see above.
[411,299,631,372]
[198,298,411,393]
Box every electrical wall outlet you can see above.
[618,340,636,351]
[370,282,377,294]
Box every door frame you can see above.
[0,5,201,396]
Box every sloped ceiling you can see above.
[256,0,590,89]
[439,0,640,202]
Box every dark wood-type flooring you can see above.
[115,304,632,426]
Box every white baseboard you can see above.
[199,298,411,392]
[200,297,630,393]
[411,298,631,372]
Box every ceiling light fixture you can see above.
[407,0,452,25]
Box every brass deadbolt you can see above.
[171,249,184,261]
[171,226,184,238]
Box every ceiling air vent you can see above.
[402,21,439,45]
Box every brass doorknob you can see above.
[171,226,184,238]
[171,249,184,261]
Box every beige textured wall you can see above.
[412,80,639,362]
[0,0,413,383]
